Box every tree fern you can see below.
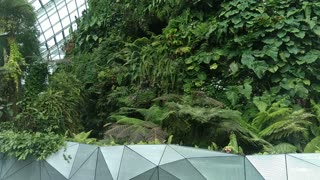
[258,109,313,143]
[105,116,168,143]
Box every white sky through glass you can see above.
[27,0,88,60]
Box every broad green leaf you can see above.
[253,97,268,112]
[279,51,290,61]
[297,50,320,64]
[241,53,254,68]
[187,65,195,70]
[287,27,300,33]
[272,143,297,153]
[252,61,268,79]
[210,63,218,70]
[303,79,310,86]
[226,89,239,106]
[238,80,252,99]
[262,37,276,45]
[185,58,193,64]
[268,66,278,73]
[286,45,299,55]
[294,31,305,39]
[277,31,286,38]
[265,46,279,61]
[92,35,99,41]
[313,25,320,36]
[197,73,207,80]
[229,62,239,75]
[304,136,320,153]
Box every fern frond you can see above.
[259,119,311,141]
[272,143,297,154]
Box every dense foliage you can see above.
[2,0,320,159]
[60,0,320,154]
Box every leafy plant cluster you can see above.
[0,131,65,160]
[2,0,320,160]
[60,0,320,154]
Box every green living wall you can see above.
[2,0,320,159]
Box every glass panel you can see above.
[159,146,184,165]
[131,167,157,180]
[44,30,54,39]
[67,1,77,13]
[47,39,55,47]
[188,156,245,180]
[100,146,124,180]
[61,16,70,27]
[127,145,166,165]
[95,150,113,180]
[158,167,180,180]
[42,0,50,5]
[56,33,64,42]
[244,157,264,180]
[70,144,98,177]
[288,153,320,166]
[28,0,88,60]
[169,145,234,158]
[118,146,156,180]
[150,168,159,180]
[41,19,51,30]
[1,157,17,178]
[4,158,34,179]
[246,154,287,180]
[41,162,67,180]
[70,11,78,22]
[49,14,60,26]
[70,149,98,180]
[45,142,79,178]
[5,161,40,180]
[286,155,320,180]
[160,159,206,180]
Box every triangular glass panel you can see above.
[158,167,180,180]
[244,157,264,180]
[188,156,245,180]
[46,142,79,178]
[288,153,320,167]
[127,145,166,165]
[3,158,34,179]
[4,161,40,180]
[160,159,205,180]
[246,154,286,180]
[159,146,184,165]
[286,154,320,179]
[130,167,157,180]
[169,145,233,158]
[70,144,98,177]
[94,150,113,180]
[100,146,124,180]
[118,146,156,180]
[150,167,159,180]
[69,149,98,180]
[41,161,67,180]
[1,156,17,178]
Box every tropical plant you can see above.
[105,115,168,143]
[0,130,65,160]
[252,100,313,150]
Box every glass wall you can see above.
[28,0,88,60]
[1,143,319,180]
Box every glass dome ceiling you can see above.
[28,0,88,60]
